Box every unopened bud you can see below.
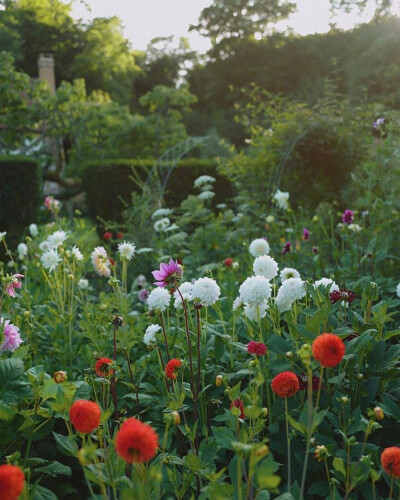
[340,396,349,405]
[216,375,223,387]
[373,407,384,421]
[261,407,268,418]
[171,411,181,425]
[53,371,67,384]
[356,373,364,381]
[314,445,328,462]
[286,351,293,359]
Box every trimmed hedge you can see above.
[0,156,41,240]
[83,159,234,222]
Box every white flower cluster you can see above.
[253,255,278,280]
[273,189,290,210]
[173,282,194,309]
[276,278,306,312]
[154,217,171,232]
[152,208,172,219]
[280,267,300,282]
[147,288,171,312]
[249,238,270,257]
[194,175,216,189]
[314,277,339,293]
[239,275,272,322]
[143,324,161,345]
[191,277,220,307]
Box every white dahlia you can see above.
[191,277,220,307]
[147,287,171,312]
[276,278,306,312]
[239,276,272,306]
[253,255,279,280]
[249,238,270,257]
[91,246,111,277]
[118,241,136,261]
[143,324,161,345]
[273,189,290,210]
[314,277,339,293]
[244,300,268,322]
[41,248,61,272]
[280,267,300,282]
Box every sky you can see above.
[66,0,400,52]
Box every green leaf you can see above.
[333,457,346,481]
[53,432,78,458]
[0,358,30,404]
[32,485,58,500]
[35,461,72,477]
[0,401,14,420]
[287,414,307,436]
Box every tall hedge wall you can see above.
[0,156,41,241]
[83,159,234,222]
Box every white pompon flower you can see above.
[173,282,194,309]
[266,215,275,224]
[314,277,339,293]
[78,278,89,290]
[348,224,362,233]
[239,276,272,306]
[154,217,171,232]
[273,189,290,210]
[17,243,28,259]
[143,324,161,345]
[276,278,306,312]
[280,267,300,282]
[41,248,61,272]
[29,224,38,237]
[194,175,216,189]
[233,296,244,310]
[147,288,171,312]
[244,300,268,322]
[198,190,215,201]
[91,246,111,277]
[396,283,400,298]
[71,245,84,261]
[249,238,270,257]
[191,277,221,307]
[117,241,136,261]
[47,230,68,248]
[253,255,279,280]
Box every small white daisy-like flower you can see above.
[396,283,400,298]
[154,217,171,232]
[249,238,270,257]
[39,240,51,252]
[91,246,111,277]
[348,223,362,233]
[71,245,84,261]
[0,231,7,242]
[244,300,268,322]
[191,277,221,307]
[280,267,300,282]
[151,208,172,220]
[147,288,171,312]
[29,224,38,237]
[198,190,215,201]
[253,255,279,280]
[41,248,61,272]
[233,296,244,310]
[239,275,272,306]
[266,215,275,224]
[143,324,161,345]
[314,277,339,293]
[117,241,136,261]
[194,175,216,189]
[17,243,28,259]
[78,278,89,290]
[47,230,68,248]
[273,189,290,210]
[276,278,306,312]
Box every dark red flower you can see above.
[0,464,25,500]
[342,210,354,224]
[224,258,234,267]
[247,341,267,356]
[297,374,323,391]
[108,258,115,267]
[103,231,112,240]
[115,417,158,463]
[230,398,245,419]
[303,228,310,241]
[165,359,182,380]
[116,232,124,239]
[345,331,359,341]
[330,289,356,304]
[282,242,291,254]
[312,246,319,254]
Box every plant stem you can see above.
[285,397,291,493]
[299,369,313,499]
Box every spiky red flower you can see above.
[381,447,400,478]
[115,417,158,463]
[312,333,345,368]
[165,359,182,380]
[70,400,101,433]
[271,371,299,398]
[103,231,112,240]
[230,398,245,419]
[224,258,234,267]
[95,358,114,377]
[0,464,25,500]
[247,341,267,356]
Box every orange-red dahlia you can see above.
[0,464,25,500]
[115,417,158,463]
[271,371,299,398]
[312,333,345,368]
[70,400,101,433]
[381,447,400,478]
[95,358,114,377]
[165,359,182,380]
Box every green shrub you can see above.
[0,156,41,241]
[83,158,234,222]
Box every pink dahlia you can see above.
[342,210,354,224]
[247,341,267,356]
[303,228,310,241]
[0,319,23,352]
[152,259,182,288]
[5,274,24,298]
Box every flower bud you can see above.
[285,351,293,359]
[99,303,107,311]
[314,445,328,461]
[53,371,67,383]
[340,396,349,405]
[356,373,364,381]
[261,407,268,418]
[215,375,223,387]
[255,444,269,457]
[232,261,239,269]
[373,407,384,421]
[78,446,96,465]
[171,411,181,425]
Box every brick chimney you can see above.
[38,53,56,93]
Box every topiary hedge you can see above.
[83,159,234,222]
[0,156,41,242]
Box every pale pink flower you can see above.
[5,274,24,298]
[0,318,23,352]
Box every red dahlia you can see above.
[103,231,112,240]
[115,417,158,463]
[0,465,25,500]
[381,447,400,478]
[247,341,267,356]
[224,258,234,267]
[95,358,114,377]
[330,288,356,304]
[271,371,299,398]
[312,333,345,368]
[165,359,182,380]
[70,400,101,433]
[230,398,245,419]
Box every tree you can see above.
[189,0,296,56]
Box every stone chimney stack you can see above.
[38,53,56,93]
